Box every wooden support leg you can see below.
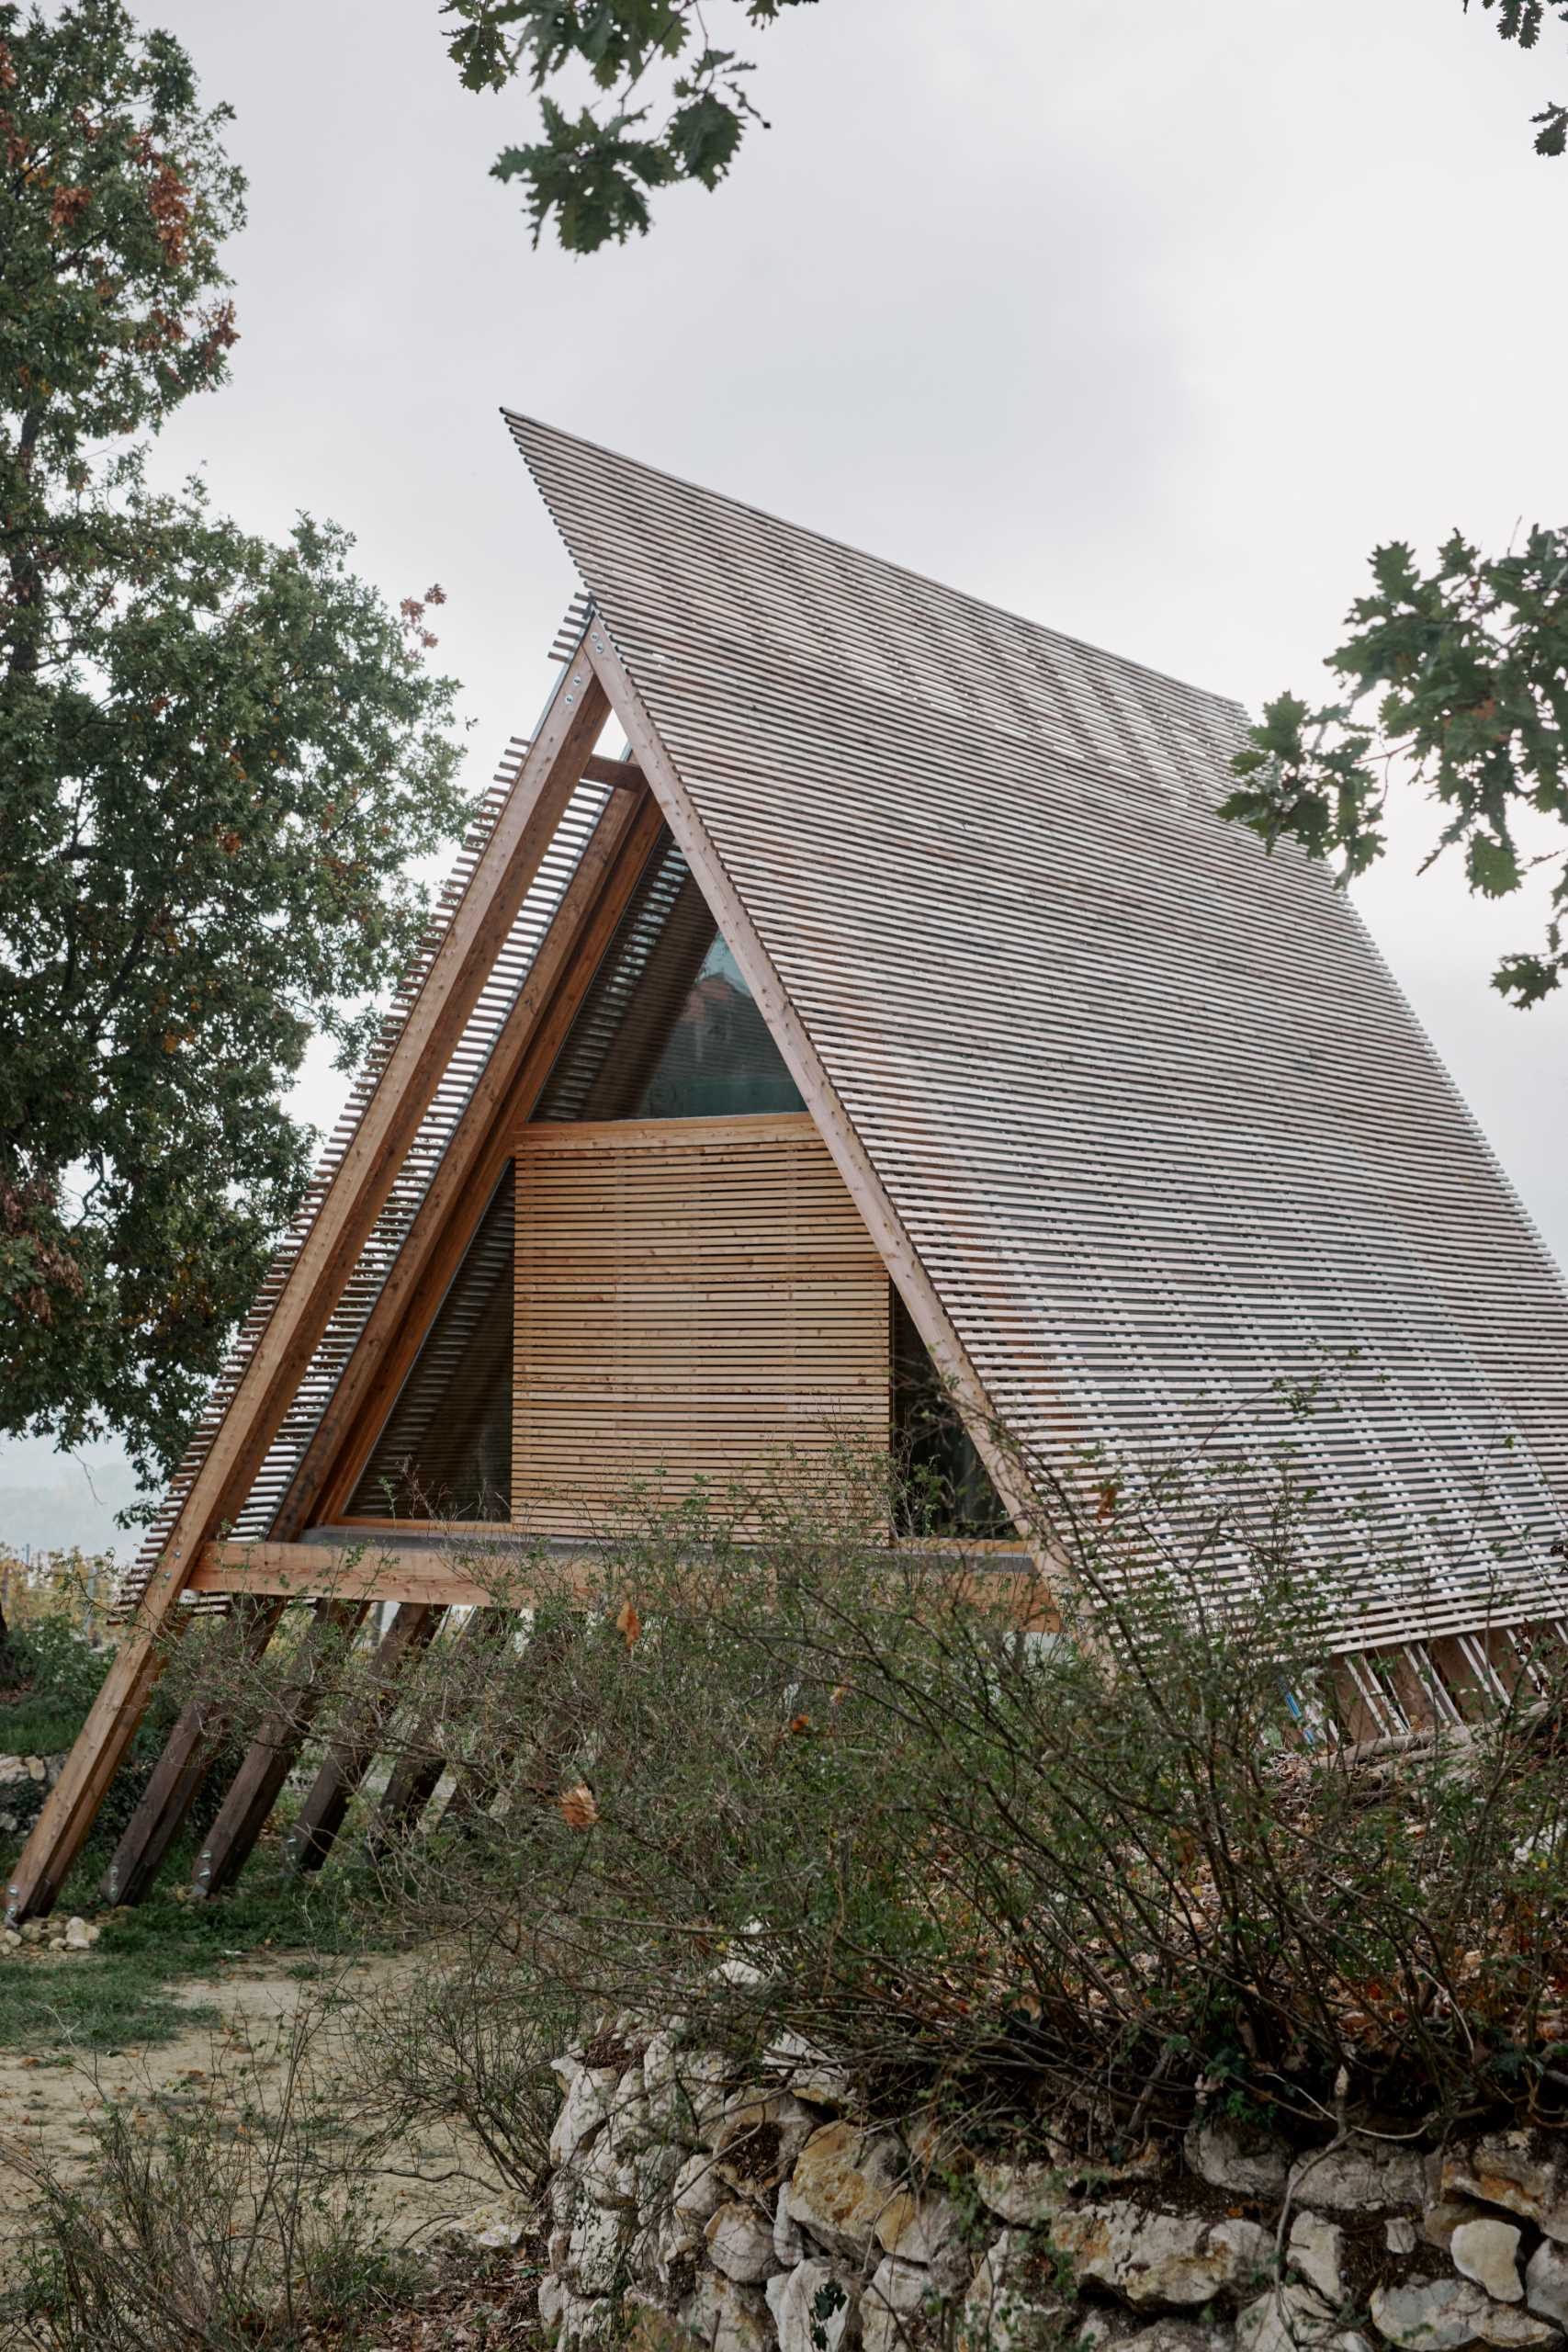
[191,1600,369,1899]
[365,1609,504,1860]
[101,1599,288,1907]
[285,1604,442,1872]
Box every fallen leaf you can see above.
[559,1782,599,1831]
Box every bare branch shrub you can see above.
[182,1415,1568,2154]
[0,1992,423,2352]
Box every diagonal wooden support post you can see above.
[192,1599,370,1899]
[101,1597,288,1907]
[365,1608,509,1860]
[284,1602,442,1872]
[6,662,608,1924]
[94,789,657,1913]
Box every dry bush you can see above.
[185,1416,1568,2153]
[0,1993,423,2352]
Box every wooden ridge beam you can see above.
[6,658,609,1924]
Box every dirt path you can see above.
[0,1950,509,2283]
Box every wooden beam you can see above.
[581,628,1039,1542]
[286,1602,442,1872]
[195,1536,1055,1626]
[191,1600,370,1898]
[367,1609,512,1859]
[581,753,643,790]
[191,1539,551,1610]
[91,790,661,1909]
[100,1597,287,1907]
[6,662,609,1924]
[308,787,666,1525]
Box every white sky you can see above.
[6,0,1566,1555]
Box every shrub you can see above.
[197,1420,1568,2153]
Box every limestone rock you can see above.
[537,2270,570,2329]
[1426,2204,1491,2255]
[1290,2214,1349,2306]
[568,2199,631,2297]
[1525,2243,1568,2332]
[875,2186,963,2267]
[1443,2138,1568,2246]
[645,2033,729,2146]
[444,2194,531,2252]
[558,2290,615,2349]
[607,2074,656,2158]
[634,2138,682,2208]
[767,2258,857,2352]
[1451,2221,1524,2305]
[775,2182,807,2269]
[1110,2211,1275,2312]
[789,2120,908,2258]
[689,2274,773,2352]
[960,2230,1067,2352]
[1121,2326,1237,2352]
[1387,2222,1419,2256]
[707,2198,781,2285]
[550,2064,619,2168]
[1295,2144,1426,2214]
[581,2124,638,2211]
[1237,2288,1342,2352]
[972,2156,1072,2226]
[716,2091,820,2195]
[1186,2122,1292,2201]
[862,2256,931,2352]
[672,2149,726,2228]
[1370,2278,1558,2349]
[62,1917,97,1951]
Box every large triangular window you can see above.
[534,828,803,1122]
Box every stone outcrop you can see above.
[533,2027,1568,2352]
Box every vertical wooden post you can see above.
[285,1603,442,1872]
[191,1600,369,1898]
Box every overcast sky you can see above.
[6,0,1567,1555]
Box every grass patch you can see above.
[1,1867,396,2055]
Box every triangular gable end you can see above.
[315,809,1008,1539]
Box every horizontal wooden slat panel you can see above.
[513,1113,889,1532]
[506,413,1568,1659]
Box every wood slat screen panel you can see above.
[505,414,1568,1653]
[513,1113,889,1532]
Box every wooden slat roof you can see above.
[506,413,1568,1649]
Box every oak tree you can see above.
[444,0,1566,255]
[0,2,468,1489]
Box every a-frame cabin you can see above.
[10,416,1568,1922]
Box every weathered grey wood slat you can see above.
[504,412,1568,1659]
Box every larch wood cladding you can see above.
[512,1114,890,1532]
[506,412,1568,1652]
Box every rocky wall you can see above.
[536,2026,1568,2352]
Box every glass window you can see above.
[891,1290,1012,1538]
[535,828,804,1123]
[345,1168,513,1522]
